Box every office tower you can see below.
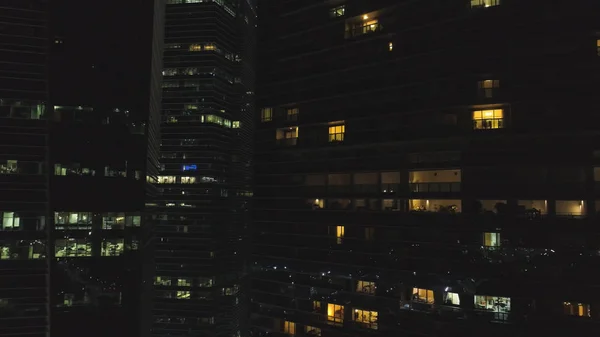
[152,0,255,336]
[0,1,49,337]
[46,1,163,337]
[253,1,600,337]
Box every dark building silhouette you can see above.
[253,1,600,337]
[0,1,49,337]
[150,0,255,336]
[47,0,164,336]
[0,0,163,337]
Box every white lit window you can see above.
[471,0,500,8]
[1,212,19,230]
[444,292,460,306]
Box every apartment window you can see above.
[357,280,376,294]
[474,295,510,321]
[305,326,321,336]
[276,127,299,146]
[336,225,344,244]
[444,292,461,306]
[564,302,591,317]
[471,0,500,8]
[176,291,191,299]
[473,109,503,129]
[483,232,501,247]
[309,301,320,312]
[353,309,378,329]
[413,288,434,304]
[102,213,125,230]
[286,108,298,121]
[283,321,296,335]
[327,303,344,324]
[260,107,273,122]
[347,18,380,38]
[329,123,345,142]
[329,5,345,17]
[478,80,500,98]
[1,212,19,230]
[597,39,600,56]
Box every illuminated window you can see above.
[353,309,378,329]
[232,121,240,128]
[564,302,591,317]
[329,5,345,17]
[1,212,19,230]
[329,123,345,142]
[204,44,216,51]
[176,291,191,299]
[305,326,321,336]
[474,295,510,321]
[471,0,500,8]
[55,239,92,257]
[189,44,202,51]
[276,127,299,146]
[155,276,171,286]
[158,176,176,184]
[181,176,196,184]
[478,80,500,98]
[597,39,600,56]
[282,321,296,335]
[260,107,272,122]
[101,238,124,256]
[388,42,393,51]
[412,288,434,304]
[473,109,503,130]
[336,225,344,244]
[177,278,191,287]
[327,303,344,324]
[483,232,501,247]
[444,292,460,306]
[286,108,298,122]
[356,280,375,294]
[313,300,321,311]
[347,19,380,37]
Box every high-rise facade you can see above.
[47,1,164,337]
[0,1,49,337]
[0,1,164,337]
[151,0,255,336]
[253,1,600,337]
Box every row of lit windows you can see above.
[54,164,143,179]
[157,176,219,184]
[332,224,500,247]
[54,212,141,229]
[154,276,214,288]
[54,238,135,258]
[165,114,240,128]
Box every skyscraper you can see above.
[253,1,600,337]
[0,1,49,336]
[47,1,164,336]
[151,0,255,336]
[0,1,164,337]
